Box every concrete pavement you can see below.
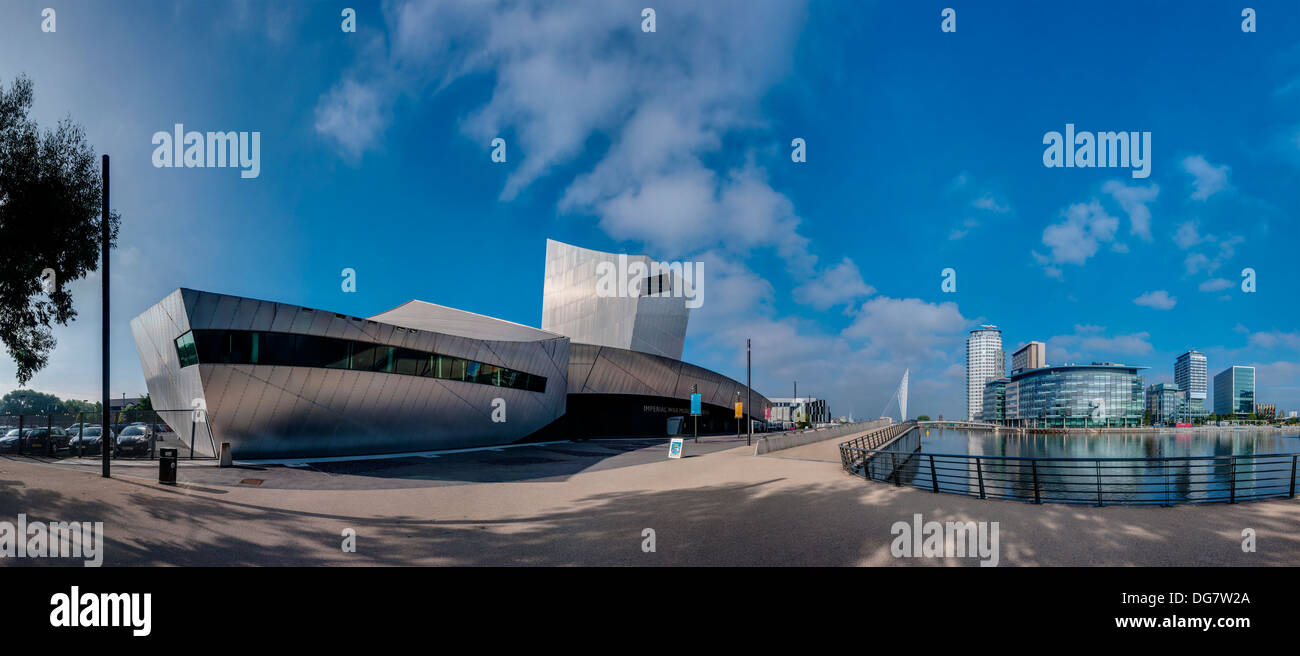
[2,438,1298,566]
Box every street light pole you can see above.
[746,338,752,446]
[100,154,110,478]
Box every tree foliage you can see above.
[0,74,119,385]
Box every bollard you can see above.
[219,442,233,468]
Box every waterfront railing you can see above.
[839,427,1300,505]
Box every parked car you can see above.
[24,428,71,453]
[0,428,25,453]
[114,425,153,457]
[68,426,115,455]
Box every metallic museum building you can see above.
[131,240,769,458]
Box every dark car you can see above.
[24,428,71,454]
[68,426,115,456]
[114,425,153,457]
[0,428,25,453]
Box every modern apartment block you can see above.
[966,325,1003,421]
[1213,365,1255,417]
[1010,341,1046,374]
[1174,350,1208,417]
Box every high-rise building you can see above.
[1213,366,1255,417]
[967,325,1003,421]
[1011,341,1046,374]
[1174,350,1207,410]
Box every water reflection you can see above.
[871,428,1300,504]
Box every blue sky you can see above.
[1,0,1297,419]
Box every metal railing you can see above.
[839,427,1300,505]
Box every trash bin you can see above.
[159,448,178,485]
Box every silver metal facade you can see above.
[568,343,770,419]
[541,239,691,360]
[131,289,569,458]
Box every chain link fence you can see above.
[0,409,215,460]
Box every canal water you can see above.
[871,428,1300,504]
[918,427,1300,460]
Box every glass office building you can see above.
[1144,382,1181,425]
[1004,364,1145,428]
[981,378,1008,422]
[1213,366,1255,417]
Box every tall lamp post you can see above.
[746,338,752,446]
[100,154,110,478]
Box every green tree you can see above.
[0,74,119,385]
[916,414,931,421]
[0,389,62,414]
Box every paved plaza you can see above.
[2,432,1298,566]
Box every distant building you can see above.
[981,378,1008,422]
[1255,402,1276,421]
[108,397,143,412]
[1174,350,1208,418]
[967,325,1003,421]
[769,397,830,426]
[1213,366,1255,417]
[1145,383,1181,425]
[1010,341,1046,374]
[1002,364,1145,428]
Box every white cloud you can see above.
[1181,155,1230,201]
[1173,221,1211,249]
[792,257,875,310]
[1048,325,1154,362]
[1198,278,1233,292]
[972,193,1010,213]
[841,297,968,362]
[1039,200,1119,267]
[1249,330,1300,350]
[1101,180,1158,241]
[313,78,385,162]
[315,0,817,270]
[1133,290,1176,310]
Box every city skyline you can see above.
[1,1,1298,421]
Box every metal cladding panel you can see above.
[369,300,562,342]
[133,289,569,458]
[130,289,209,453]
[541,239,689,360]
[567,343,771,418]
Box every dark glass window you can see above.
[499,369,520,389]
[351,343,392,373]
[180,329,544,392]
[228,331,255,364]
[526,374,546,393]
[259,332,296,366]
[393,348,426,376]
[193,330,222,364]
[296,335,350,369]
[350,342,376,371]
[437,356,467,381]
[475,364,499,386]
[175,332,198,367]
